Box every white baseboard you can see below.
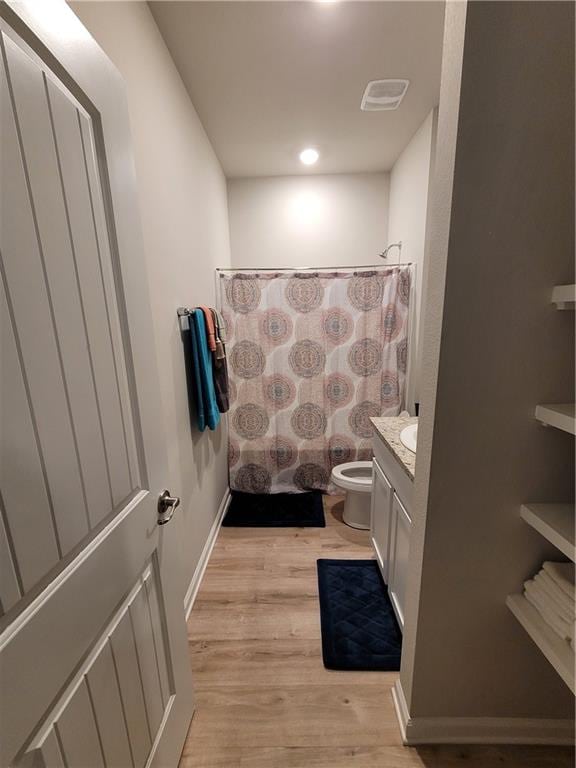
[184,488,231,620]
[392,678,411,742]
[392,679,574,746]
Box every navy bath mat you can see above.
[222,490,325,527]
[317,559,402,670]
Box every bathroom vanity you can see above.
[370,415,417,632]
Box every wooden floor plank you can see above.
[188,638,394,688]
[180,743,575,768]
[184,684,402,749]
[188,601,321,641]
[180,494,574,767]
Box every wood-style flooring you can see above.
[180,495,574,767]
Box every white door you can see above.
[388,492,412,631]
[370,459,393,583]
[0,2,194,766]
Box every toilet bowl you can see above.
[330,461,373,530]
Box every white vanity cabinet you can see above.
[370,427,414,632]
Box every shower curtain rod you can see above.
[216,263,414,272]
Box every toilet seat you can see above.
[330,461,373,494]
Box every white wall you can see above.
[388,109,437,408]
[227,173,389,269]
[71,1,232,600]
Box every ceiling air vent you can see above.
[360,79,410,111]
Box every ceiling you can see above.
[149,1,445,178]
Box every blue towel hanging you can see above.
[184,311,206,431]
[191,309,220,432]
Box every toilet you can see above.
[330,461,373,529]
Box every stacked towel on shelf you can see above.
[542,561,575,602]
[535,571,573,619]
[523,561,575,646]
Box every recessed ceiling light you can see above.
[299,148,319,166]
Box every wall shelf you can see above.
[520,504,575,561]
[507,594,575,694]
[535,404,576,435]
[551,284,575,309]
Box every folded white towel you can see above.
[534,572,575,620]
[536,570,574,611]
[524,579,568,624]
[527,579,570,621]
[525,589,573,642]
[528,582,575,641]
[542,562,575,600]
[524,581,573,641]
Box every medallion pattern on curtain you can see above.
[220,268,411,494]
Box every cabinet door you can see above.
[388,492,412,631]
[370,459,393,582]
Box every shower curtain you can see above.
[219,267,411,494]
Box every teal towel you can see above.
[185,314,205,431]
[191,309,220,431]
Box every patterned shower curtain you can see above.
[219,267,411,494]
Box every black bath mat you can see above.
[317,559,402,670]
[222,490,325,527]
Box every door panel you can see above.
[56,681,105,768]
[77,112,141,492]
[5,32,116,523]
[130,586,165,735]
[85,643,133,768]
[389,492,412,630]
[35,730,65,768]
[0,4,193,765]
[110,612,153,768]
[1,19,142,601]
[0,509,21,613]
[17,564,173,768]
[370,458,393,583]
[1,276,60,596]
[146,571,172,707]
[46,76,135,507]
[1,39,89,562]
[1,491,150,761]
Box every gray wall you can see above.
[71,2,232,601]
[403,0,575,720]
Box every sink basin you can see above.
[400,423,417,453]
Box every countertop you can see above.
[370,415,418,481]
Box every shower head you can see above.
[379,242,403,261]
